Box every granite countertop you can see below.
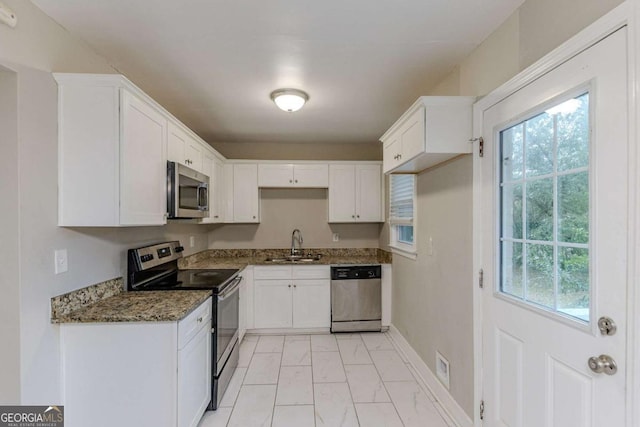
[53,290,212,324]
[179,248,392,270]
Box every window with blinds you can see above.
[389,174,416,253]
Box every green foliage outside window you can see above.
[500,93,590,320]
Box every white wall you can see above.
[0,1,213,405]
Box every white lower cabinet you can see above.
[60,298,212,427]
[253,265,330,329]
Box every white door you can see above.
[480,28,628,426]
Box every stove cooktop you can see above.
[140,268,239,292]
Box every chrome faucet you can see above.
[291,229,303,256]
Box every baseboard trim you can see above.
[388,325,473,427]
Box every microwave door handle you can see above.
[197,184,208,211]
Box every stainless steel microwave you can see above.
[167,161,209,219]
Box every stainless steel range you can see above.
[127,241,241,410]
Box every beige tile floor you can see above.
[198,332,455,427]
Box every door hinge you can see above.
[469,137,484,157]
[479,269,484,289]
[480,400,485,420]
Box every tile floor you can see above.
[198,332,455,427]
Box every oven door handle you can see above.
[218,276,242,300]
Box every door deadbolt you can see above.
[588,354,617,375]
[598,316,617,336]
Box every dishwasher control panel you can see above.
[331,265,381,280]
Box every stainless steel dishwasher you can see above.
[331,265,382,332]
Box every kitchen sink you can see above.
[264,255,322,263]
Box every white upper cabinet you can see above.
[55,73,227,227]
[55,74,168,226]
[380,96,475,174]
[232,163,260,223]
[201,153,226,223]
[168,121,203,172]
[328,164,384,223]
[258,163,328,188]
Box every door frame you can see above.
[471,2,639,425]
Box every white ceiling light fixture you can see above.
[270,88,309,112]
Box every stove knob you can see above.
[175,246,184,253]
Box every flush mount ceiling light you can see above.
[270,88,309,112]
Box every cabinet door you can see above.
[233,164,259,222]
[328,164,356,222]
[223,163,234,221]
[254,280,292,328]
[258,164,294,187]
[184,140,203,172]
[178,324,211,427]
[168,121,203,172]
[211,157,226,222]
[120,90,167,225]
[399,105,425,162]
[293,279,330,328]
[293,164,329,187]
[355,165,383,222]
[382,136,401,174]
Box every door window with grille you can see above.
[500,92,590,322]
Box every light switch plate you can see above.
[54,249,68,274]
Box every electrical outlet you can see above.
[189,236,195,248]
[332,233,340,242]
[54,249,68,274]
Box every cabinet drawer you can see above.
[178,298,212,350]
[254,265,292,280]
[292,265,330,280]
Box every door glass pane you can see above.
[558,247,590,321]
[502,184,522,239]
[499,92,590,323]
[557,93,589,171]
[525,113,554,177]
[526,178,553,241]
[558,172,589,244]
[526,243,554,308]
[501,241,523,298]
[501,124,524,181]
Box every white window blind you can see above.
[389,174,415,226]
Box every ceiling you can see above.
[32,0,524,145]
